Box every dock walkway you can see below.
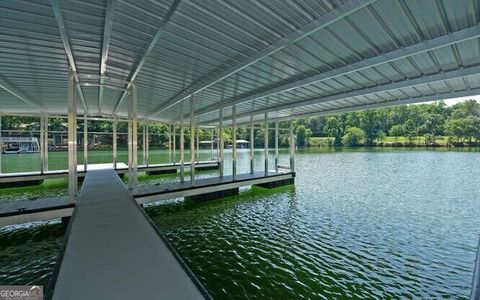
[50,168,209,299]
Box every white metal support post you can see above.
[275,122,279,173]
[289,121,295,172]
[250,116,254,174]
[168,124,172,163]
[40,115,45,173]
[210,129,214,160]
[173,124,176,164]
[68,69,78,201]
[43,115,48,172]
[219,108,224,177]
[113,117,117,169]
[0,115,2,174]
[232,104,237,180]
[83,113,88,171]
[196,128,200,161]
[180,101,185,183]
[264,112,269,175]
[145,122,149,166]
[190,95,195,183]
[142,122,146,166]
[128,82,138,190]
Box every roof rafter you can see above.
[112,0,183,115]
[50,0,88,113]
[224,88,480,127]
[98,0,115,113]
[200,63,480,125]
[0,78,46,113]
[194,24,480,119]
[147,0,378,118]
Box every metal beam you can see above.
[113,117,117,169]
[289,121,295,173]
[246,88,480,125]
[264,112,268,175]
[112,0,182,114]
[219,109,224,177]
[194,24,480,119]
[168,124,172,163]
[190,95,195,184]
[50,0,88,112]
[147,0,377,117]
[179,100,185,183]
[128,83,138,190]
[201,64,480,124]
[0,80,45,112]
[67,69,78,201]
[98,0,115,112]
[249,116,254,174]
[83,113,88,171]
[232,104,237,180]
[274,122,279,173]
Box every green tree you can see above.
[388,125,403,144]
[342,127,365,146]
[360,110,380,146]
[403,119,417,145]
[296,125,312,147]
[324,116,343,146]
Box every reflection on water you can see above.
[147,148,480,299]
[0,148,479,299]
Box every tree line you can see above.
[1,99,480,148]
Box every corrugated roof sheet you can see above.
[0,0,479,126]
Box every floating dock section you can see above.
[49,168,209,299]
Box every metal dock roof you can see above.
[0,0,479,124]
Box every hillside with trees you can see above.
[1,100,480,148]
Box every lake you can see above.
[0,148,479,299]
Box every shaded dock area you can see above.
[50,168,209,299]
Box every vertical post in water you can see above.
[83,113,88,172]
[232,104,237,180]
[190,95,195,183]
[128,82,138,190]
[173,124,176,164]
[0,115,2,173]
[68,69,78,201]
[142,121,146,166]
[250,116,254,174]
[113,117,117,169]
[289,121,295,172]
[168,124,172,163]
[275,122,279,173]
[264,112,269,175]
[219,108,224,177]
[39,115,44,174]
[43,115,48,172]
[196,128,200,162]
[180,101,185,183]
[145,122,149,166]
[210,129,214,160]
[132,83,138,188]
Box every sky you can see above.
[425,95,480,106]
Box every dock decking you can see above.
[135,171,295,204]
[0,196,73,227]
[50,168,209,300]
[0,161,219,186]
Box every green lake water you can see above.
[1,148,479,299]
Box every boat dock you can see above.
[49,168,210,299]
[0,161,219,187]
